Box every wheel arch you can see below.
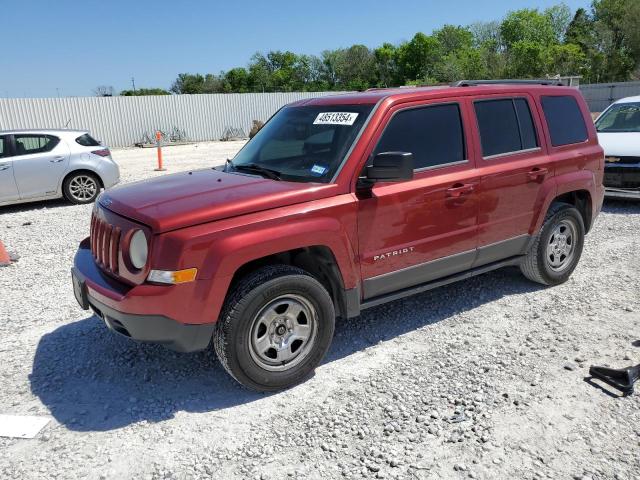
[228,245,354,319]
[551,189,592,232]
[62,168,105,190]
[532,171,597,235]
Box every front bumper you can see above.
[71,241,214,352]
[605,187,640,199]
[604,163,640,200]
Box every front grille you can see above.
[90,213,121,274]
[604,169,640,189]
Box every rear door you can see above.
[356,100,479,299]
[0,135,20,203]
[12,134,70,199]
[470,95,552,266]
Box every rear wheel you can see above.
[520,203,585,285]
[63,172,101,204]
[213,265,335,391]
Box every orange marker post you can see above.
[0,240,11,266]
[154,131,166,171]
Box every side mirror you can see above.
[365,152,414,182]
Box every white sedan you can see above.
[595,96,640,199]
[0,129,120,206]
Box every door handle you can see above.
[527,167,548,181]
[0,164,10,171]
[445,183,475,198]
[50,156,66,163]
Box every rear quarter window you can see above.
[541,96,589,147]
[474,98,539,158]
[75,133,101,147]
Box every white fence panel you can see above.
[0,92,341,148]
[579,81,640,112]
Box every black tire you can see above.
[213,265,335,392]
[520,202,585,286]
[63,171,101,205]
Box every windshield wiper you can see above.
[226,159,282,181]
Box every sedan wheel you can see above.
[63,173,100,204]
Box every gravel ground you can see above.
[0,141,639,480]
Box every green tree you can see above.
[506,41,548,77]
[546,43,588,76]
[397,33,442,82]
[119,88,170,96]
[202,73,225,93]
[501,9,556,48]
[434,25,473,55]
[545,3,573,42]
[335,45,376,90]
[592,0,638,80]
[165,2,639,93]
[374,43,401,87]
[223,68,250,93]
[170,73,205,94]
[470,21,502,49]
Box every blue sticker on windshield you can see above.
[310,164,328,176]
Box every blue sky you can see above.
[1,0,591,98]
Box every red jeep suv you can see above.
[72,80,604,391]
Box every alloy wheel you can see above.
[69,175,98,201]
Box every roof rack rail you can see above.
[451,79,564,87]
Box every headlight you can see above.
[129,230,148,269]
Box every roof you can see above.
[614,95,640,104]
[290,83,578,107]
[0,128,88,135]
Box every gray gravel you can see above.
[1,141,639,479]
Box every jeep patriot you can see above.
[72,80,604,391]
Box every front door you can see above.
[0,135,19,203]
[12,134,70,199]
[356,101,479,300]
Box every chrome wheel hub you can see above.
[546,220,576,272]
[69,176,97,201]
[249,294,318,372]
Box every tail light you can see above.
[92,149,111,157]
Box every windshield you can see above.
[596,102,640,133]
[228,104,373,182]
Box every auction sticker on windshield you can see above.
[313,112,359,125]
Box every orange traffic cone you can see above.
[0,240,11,266]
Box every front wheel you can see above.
[520,203,585,286]
[213,265,335,391]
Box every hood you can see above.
[597,131,640,157]
[100,168,337,232]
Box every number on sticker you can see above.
[313,112,359,125]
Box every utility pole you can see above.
[131,77,136,93]
[56,88,60,98]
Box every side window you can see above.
[0,136,10,159]
[374,103,466,170]
[541,96,588,146]
[475,98,539,158]
[14,135,60,156]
